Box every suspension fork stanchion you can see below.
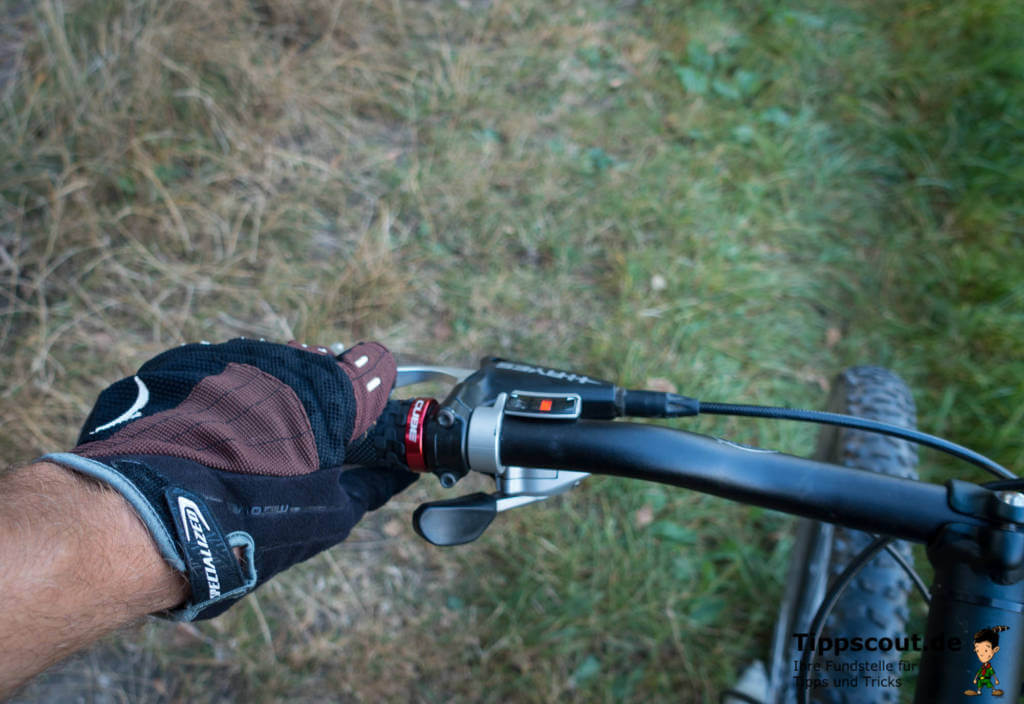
[915,485,1024,703]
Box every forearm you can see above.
[0,462,188,699]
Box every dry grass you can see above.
[0,0,423,454]
[1,1,475,701]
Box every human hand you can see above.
[43,338,416,620]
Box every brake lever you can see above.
[395,365,475,388]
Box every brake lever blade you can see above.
[395,365,476,388]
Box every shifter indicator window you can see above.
[505,391,581,419]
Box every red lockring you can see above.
[403,398,437,472]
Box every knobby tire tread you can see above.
[811,367,919,704]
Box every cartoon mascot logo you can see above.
[964,625,1010,697]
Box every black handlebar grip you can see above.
[352,398,437,472]
[348,399,412,469]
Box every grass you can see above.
[1,0,1021,702]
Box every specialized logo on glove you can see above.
[176,495,221,599]
[163,488,246,605]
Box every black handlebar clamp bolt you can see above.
[437,408,457,428]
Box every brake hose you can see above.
[692,400,1014,479]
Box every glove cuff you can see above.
[41,452,257,621]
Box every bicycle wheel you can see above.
[766,366,919,704]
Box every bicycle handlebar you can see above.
[499,417,977,543]
[501,417,1024,704]
[366,360,1024,704]
[365,398,982,544]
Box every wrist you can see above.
[0,462,188,698]
[21,462,189,616]
[88,466,192,615]
[42,452,262,621]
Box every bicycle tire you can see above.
[767,366,919,704]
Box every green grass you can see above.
[1,0,1021,701]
